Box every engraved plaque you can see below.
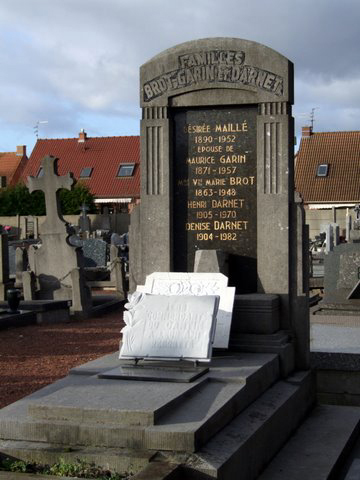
[119,293,219,361]
[140,272,235,349]
[173,106,257,292]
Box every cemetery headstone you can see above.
[321,206,360,309]
[15,246,28,288]
[0,231,11,300]
[130,38,309,369]
[119,292,219,361]
[8,244,16,277]
[25,156,91,315]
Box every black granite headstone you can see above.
[82,238,108,267]
[173,106,257,292]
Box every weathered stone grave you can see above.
[130,37,309,371]
[23,155,91,316]
[318,205,360,313]
[0,229,12,300]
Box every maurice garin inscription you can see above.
[143,50,284,101]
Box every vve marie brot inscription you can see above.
[173,106,257,291]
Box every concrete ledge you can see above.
[0,311,36,330]
[0,300,70,325]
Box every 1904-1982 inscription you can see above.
[173,106,257,292]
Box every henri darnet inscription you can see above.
[143,50,284,101]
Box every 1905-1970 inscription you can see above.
[173,106,257,291]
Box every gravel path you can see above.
[0,309,124,409]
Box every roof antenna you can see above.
[310,108,318,130]
[34,120,48,139]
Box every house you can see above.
[295,126,360,239]
[0,145,28,187]
[21,131,140,213]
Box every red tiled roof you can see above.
[0,152,26,185]
[21,135,140,199]
[295,131,360,203]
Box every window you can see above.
[79,167,93,178]
[117,164,135,177]
[316,164,329,177]
[37,167,44,178]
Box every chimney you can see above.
[16,145,26,156]
[302,126,313,138]
[78,129,87,143]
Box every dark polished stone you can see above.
[173,106,257,292]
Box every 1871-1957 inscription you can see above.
[173,106,257,291]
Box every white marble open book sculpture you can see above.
[119,292,220,362]
[137,272,235,349]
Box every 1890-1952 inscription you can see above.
[173,107,257,291]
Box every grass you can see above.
[0,457,130,479]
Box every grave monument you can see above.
[130,37,309,370]
[0,39,321,480]
[23,155,91,316]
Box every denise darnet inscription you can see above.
[119,292,220,361]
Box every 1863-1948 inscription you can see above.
[173,106,257,292]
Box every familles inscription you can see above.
[173,106,257,292]
[143,50,283,101]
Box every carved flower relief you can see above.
[120,292,147,356]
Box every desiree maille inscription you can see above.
[143,50,284,101]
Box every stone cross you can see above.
[27,155,74,235]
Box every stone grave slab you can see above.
[4,353,279,453]
[28,375,207,427]
[138,272,235,349]
[119,292,219,361]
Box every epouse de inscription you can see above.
[173,106,257,289]
[143,50,283,101]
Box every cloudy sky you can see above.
[0,0,359,154]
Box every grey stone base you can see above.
[229,331,294,377]
[231,294,280,334]
[0,352,317,479]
